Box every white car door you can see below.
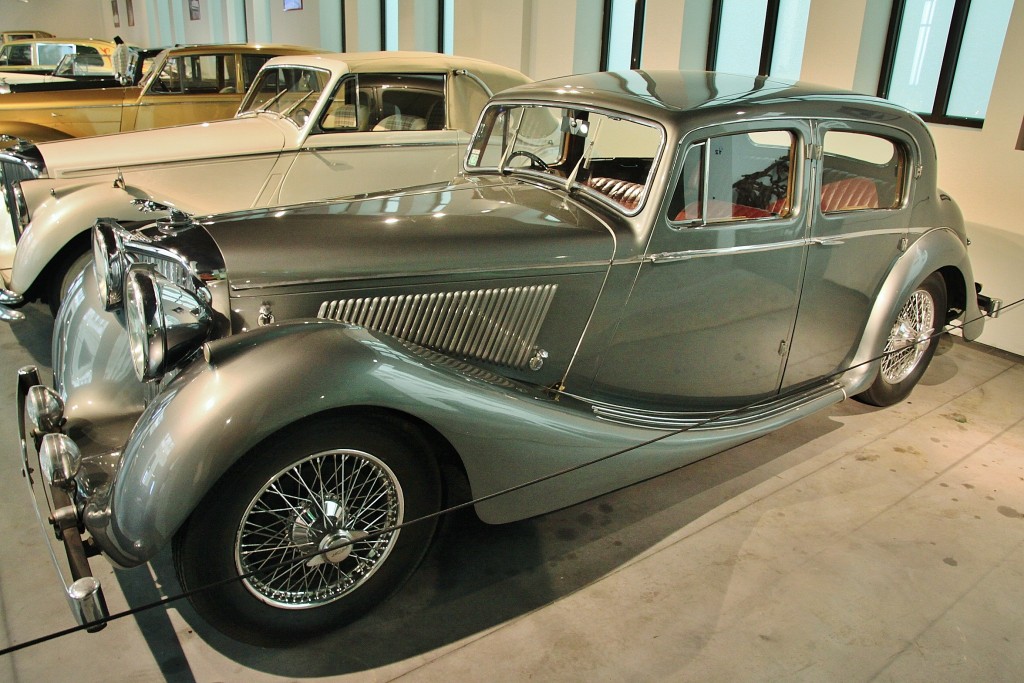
[277,128,464,205]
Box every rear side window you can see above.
[669,130,796,223]
[319,74,446,133]
[820,131,905,212]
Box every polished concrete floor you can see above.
[1,302,1023,682]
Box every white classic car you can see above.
[0,51,528,315]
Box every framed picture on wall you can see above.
[126,0,135,27]
[189,0,201,21]
[111,0,120,28]
[284,0,303,9]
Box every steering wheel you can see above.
[507,150,549,170]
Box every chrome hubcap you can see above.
[881,289,935,384]
[235,449,403,609]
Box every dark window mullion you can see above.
[931,0,971,118]
[437,0,444,53]
[706,0,724,71]
[600,0,613,70]
[630,0,646,69]
[379,0,387,51]
[759,0,780,77]
[877,0,906,98]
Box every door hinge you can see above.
[778,339,788,356]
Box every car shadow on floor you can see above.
[114,404,854,679]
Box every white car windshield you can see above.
[466,103,663,215]
[238,66,330,127]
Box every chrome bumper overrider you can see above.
[16,366,108,632]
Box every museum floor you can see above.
[2,302,1022,682]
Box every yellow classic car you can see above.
[0,43,320,142]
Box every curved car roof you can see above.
[492,70,929,140]
[260,50,529,89]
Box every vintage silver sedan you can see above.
[17,71,997,645]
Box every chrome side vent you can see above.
[318,285,557,369]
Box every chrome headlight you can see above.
[124,264,213,382]
[26,384,65,433]
[92,222,125,310]
[11,180,29,235]
[39,433,82,489]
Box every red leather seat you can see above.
[585,177,645,210]
[675,199,773,222]
[820,177,879,212]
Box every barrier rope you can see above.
[1,297,1021,657]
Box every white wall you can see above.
[2,0,109,40]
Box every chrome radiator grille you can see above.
[131,250,196,294]
[318,285,557,369]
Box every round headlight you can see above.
[124,266,165,381]
[123,264,213,382]
[11,181,30,236]
[92,222,125,310]
[26,384,65,433]
[39,433,82,489]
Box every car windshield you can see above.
[238,65,330,127]
[466,103,664,214]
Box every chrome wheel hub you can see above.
[881,289,935,384]
[235,449,403,609]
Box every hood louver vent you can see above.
[317,285,557,370]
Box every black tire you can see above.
[856,272,946,407]
[172,413,441,645]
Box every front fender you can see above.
[86,318,848,567]
[841,226,984,394]
[10,180,162,293]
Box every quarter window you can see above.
[670,130,795,223]
[820,132,904,213]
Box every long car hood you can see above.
[38,115,290,177]
[204,177,616,291]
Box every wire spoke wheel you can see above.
[856,272,946,408]
[236,449,403,608]
[174,414,441,644]
[880,288,936,384]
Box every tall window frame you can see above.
[878,0,1013,128]
[600,0,646,71]
[706,0,782,76]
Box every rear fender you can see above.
[841,226,984,394]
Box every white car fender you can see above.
[10,181,160,294]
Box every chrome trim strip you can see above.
[298,140,459,153]
[641,227,913,265]
[645,238,807,264]
[569,380,844,431]
[229,260,611,291]
[318,284,557,370]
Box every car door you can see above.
[593,122,811,410]
[278,73,463,204]
[780,123,914,389]
[132,53,245,131]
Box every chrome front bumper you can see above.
[16,365,108,632]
